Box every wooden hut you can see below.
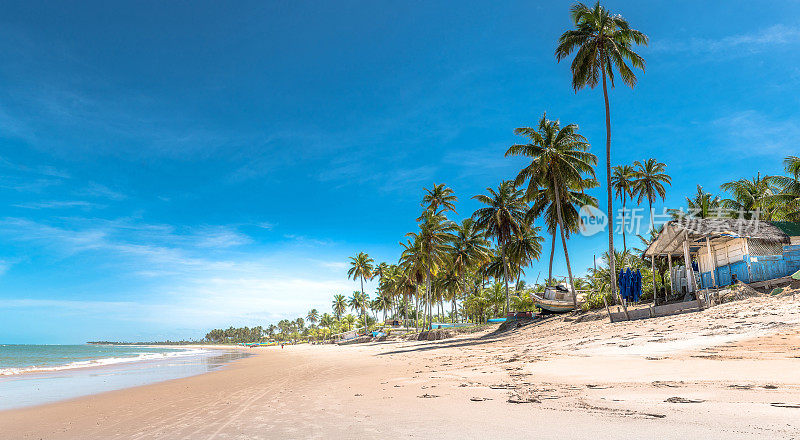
[643,218,800,294]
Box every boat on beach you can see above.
[531,284,584,313]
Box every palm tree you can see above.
[399,236,425,330]
[342,314,356,331]
[306,309,319,328]
[472,181,528,313]
[375,292,393,322]
[348,291,369,331]
[507,225,545,287]
[319,313,334,330]
[482,249,521,283]
[770,156,800,221]
[632,158,671,233]
[332,294,347,321]
[347,252,374,308]
[611,164,635,251]
[449,218,491,322]
[556,1,648,304]
[419,183,458,218]
[406,210,456,329]
[506,114,597,307]
[525,175,598,283]
[678,185,721,219]
[374,262,389,285]
[720,173,778,220]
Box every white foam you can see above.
[0,348,210,376]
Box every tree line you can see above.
[202,2,800,342]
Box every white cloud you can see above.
[0,216,354,332]
[76,182,126,201]
[711,110,800,156]
[653,25,800,55]
[319,261,349,269]
[13,200,100,210]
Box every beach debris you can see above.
[354,393,363,397]
[470,397,492,401]
[763,384,779,389]
[665,397,704,403]
[643,413,667,419]
[586,384,610,389]
[489,384,516,390]
[771,402,800,408]
[728,384,754,390]
[507,390,540,404]
[651,381,680,388]
[417,393,439,399]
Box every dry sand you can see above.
[2,295,800,439]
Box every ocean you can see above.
[0,344,250,410]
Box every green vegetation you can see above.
[188,3,800,345]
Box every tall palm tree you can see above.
[720,173,778,220]
[611,164,635,251]
[347,252,374,308]
[632,158,671,232]
[406,210,456,329]
[472,181,528,313]
[306,309,319,328]
[556,1,648,303]
[419,183,458,218]
[506,113,597,307]
[332,294,347,321]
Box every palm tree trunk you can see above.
[426,269,433,330]
[602,69,621,311]
[548,228,556,283]
[501,247,510,315]
[360,276,367,331]
[460,275,467,323]
[404,294,408,328]
[413,285,419,331]
[552,174,577,309]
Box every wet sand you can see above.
[2,296,800,439]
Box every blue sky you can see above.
[1,0,798,343]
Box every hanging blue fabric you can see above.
[635,269,642,302]
[625,268,633,302]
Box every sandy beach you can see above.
[2,296,800,439]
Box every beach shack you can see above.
[643,218,800,293]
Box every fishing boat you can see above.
[531,284,583,313]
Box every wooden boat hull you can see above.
[532,293,576,313]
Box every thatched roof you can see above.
[671,218,790,242]
[643,218,790,257]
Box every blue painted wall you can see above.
[699,244,800,287]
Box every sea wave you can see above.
[0,348,210,376]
